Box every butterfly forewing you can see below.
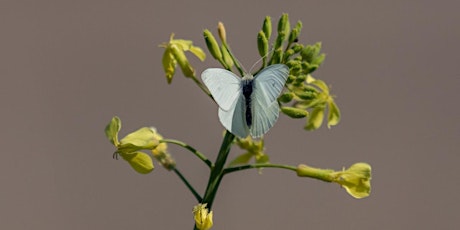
[253,64,289,106]
[201,68,242,111]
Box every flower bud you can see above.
[203,29,222,61]
[277,13,290,38]
[217,22,227,43]
[278,92,294,103]
[262,16,272,39]
[193,203,213,230]
[289,21,302,44]
[257,30,269,58]
[281,107,308,118]
[221,44,234,68]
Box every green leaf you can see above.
[228,152,253,167]
[327,100,341,128]
[305,107,325,130]
[120,151,154,174]
[105,116,121,146]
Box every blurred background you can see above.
[1,1,459,229]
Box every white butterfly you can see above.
[201,64,289,138]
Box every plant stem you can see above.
[201,131,235,209]
[173,168,202,202]
[160,139,213,168]
[223,163,297,175]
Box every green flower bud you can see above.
[273,31,286,51]
[270,48,283,64]
[220,44,234,69]
[281,107,308,118]
[217,22,227,43]
[330,163,372,199]
[278,92,294,103]
[305,106,325,130]
[257,30,269,58]
[105,116,121,146]
[193,203,213,230]
[262,16,272,39]
[291,43,304,53]
[228,152,253,166]
[288,21,302,44]
[119,151,154,174]
[203,29,222,61]
[170,44,195,78]
[294,90,316,100]
[277,13,290,38]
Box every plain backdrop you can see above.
[1,1,459,229]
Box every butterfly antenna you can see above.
[250,48,275,74]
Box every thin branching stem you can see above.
[173,168,202,202]
[223,163,297,175]
[160,139,213,168]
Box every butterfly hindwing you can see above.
[201,68,241,111]
[218,93,249,138]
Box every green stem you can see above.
[160,139,212,168]
[173,168,202,202]
[223,163,297,175]
[191,75,212,99]
[201,131,235,210]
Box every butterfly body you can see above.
[202,64,289,138]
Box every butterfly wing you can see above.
[201,68,241,111]
[250,64,289,137]
[218,93,250,138]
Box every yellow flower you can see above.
[330,163,372,199]
[193,203,213,230]
[159,33,206,83]
[296,162,372,199]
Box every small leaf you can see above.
[105,116,121,146]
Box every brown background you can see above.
[1,1,459,229]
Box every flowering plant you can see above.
[105,14,371,229]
